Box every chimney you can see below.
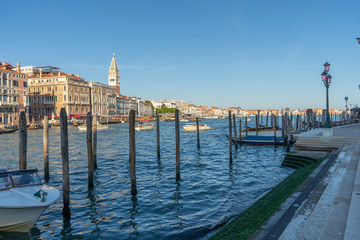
[77,73,79,77]
[39,68,42,78]
[16,62,21,73]
[58,70,60,76]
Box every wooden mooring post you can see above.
[273,115,277,146]
[43,116,49,181]
[281,114,285,138]
[228,111,232,163]
[239,119,242,145]
[255,114,259,136]
[60,108,71,219]
[129,109,137,195]
[93,115,97,170]
[295,114,299,134]
[87,112,94,188]
[196,117,200,148]
[156,112,160,158]
[286,124,291,152]
[266,111,269,126]
[245,116,248,136]
[175,109,180,181]
[19,111,27,170]
[233,114,237,147]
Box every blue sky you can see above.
[2,0,360,110]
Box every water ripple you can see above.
[0,119,293,239]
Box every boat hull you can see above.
[183,126,210,132]
[0,206,47,232]
[135,125,155,131]
[78,125,109,131]
[0,128,19,134]
[227,135,286,145]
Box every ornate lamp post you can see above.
[321,62,332,128]
[345,96,349,111]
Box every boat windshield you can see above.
[0,170,42,189]
[0,173,11,190]
[11,171,42,187]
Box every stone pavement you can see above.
[249,123,360,240]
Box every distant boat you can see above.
[0,128,19,134]
[0,169,60,232]
[183,123,210,132]
[135,123,155,131]
[78,123,109,131]
[180,119,189,122]
[49,119,60,126]
[27,124,43,130]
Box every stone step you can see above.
[291,143,355,240]
[318,141,360,239]
[277,144,353,239]
[344,141,360,240]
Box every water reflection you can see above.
[86,188,100,236]
[60,219,73,239]
[170,182,183,230]
[128,196,139,238]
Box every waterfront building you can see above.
[137,99,153,117]
[116,94,138,116]
[210,106,223,117]
[108,53,120,95]
[189,105,202,117]
[28,66,91,117]
[89,81,116,119]
[176,100,191,115]
[0,62,28,126]
[227,107,242,116]
[28,92,55,118]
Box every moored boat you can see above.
[0,169,60,232]
[78,123,109,131]
[183,123,210,132]
[0,128,19,134]
[135,123,155,131]
[227,135,286,145]
[242,126,280,132]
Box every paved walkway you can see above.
[250,124,360,240]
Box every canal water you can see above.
[0,118,294,240]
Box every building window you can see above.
[13,80,18,87]
[23,82,28,87]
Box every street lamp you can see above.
[321,62,332,128]
[345,96,349,111]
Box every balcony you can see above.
[0,101,20,106]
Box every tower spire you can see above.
[108,53,120,94]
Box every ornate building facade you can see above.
[0,62,28,126]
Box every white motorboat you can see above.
[78,123,109,131]
[135,123,155,131]
[183,123,210,132]
[0,169,60,232]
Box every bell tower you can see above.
[108,53,120,94]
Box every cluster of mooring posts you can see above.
[17,108,202,219]
[18,109,100,219]
[16,107,351,219]
[226,109,351,155]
